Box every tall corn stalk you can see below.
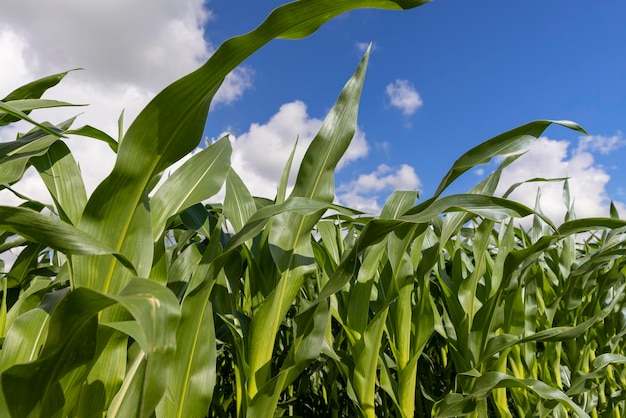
[1,0,626,417]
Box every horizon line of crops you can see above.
[1,0,625,417]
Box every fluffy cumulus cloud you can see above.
[225,100,419,214]
[337,164,421,213]
[385,79,423,116]
[227,100,369,199]
[0,0,251,206]
[576,133,625,155]
[496,136,626,224]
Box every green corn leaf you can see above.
[315,219,404,305]
[609,201,620,219]
[315,220,342,266]
[348,240,385,336]
[268,45,370,269]
[1,288,112,417]
[106,342,148,418]
[4,243,43,288]
[0,308,51,416]
[502,176,569,199]
[150,136,231,242]
[0,101,64,138]
[157,281,216,418]
[226,197,360,251]
[382,193,420,417]
[66,125,119,153]
[316,193,543,312]
[0,71,73,126]
[276,136,299,204]
[179,203,214,239]
[432,120,586,198]
[568,354,626,395]
[352,307,389,418]
[437,154,521,253]
[247,46,370,401]
[75,329,128,417]
[111,279,181,418]
[380,191,418,220]
[457,219,494,326]
[479,284,625,363]
[167,242,202,286]
[288,46,370,204]
[114,198,154,284]
[433,371,589,418]
[0,309,50,372]
[224,169,256,234]
[31,140,87,226]
[74,0,430,297]
[1,71,72,101]
[0,137,60,187]
[0,99,82,114]
[0,278,5,336]
[403,194,542,224]
[0,206,133,267]
[557,218,626,236]
[0,278,179,418]
[247,301,330,417]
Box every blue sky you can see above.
[202,0,626,217]
[1,0,625,221]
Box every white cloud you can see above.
[0,0,251,207]
[227,100,369,199]
[385,79,423,116]
[496,136,626,224]
[575,132,625,155]
[1,0,210,90]
[337,164,421,213]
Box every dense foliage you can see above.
[1,1,625,417]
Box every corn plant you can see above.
[1,0,626,417]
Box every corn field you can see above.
[1,1,625,417]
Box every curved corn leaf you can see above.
[226,197,361,251]
[75,0,431,293]
[0,137,59,187]
[314,194,542,309]
[502,176,569,199]
[150,136,231,242]
[1,279,179,417]
[1,288,112,417]
[0,99,82,114]
[0,71,74,125]
[276,136,299,204]
[403,194,540,224]
[0,308,50,416]
[31,140,87,226]
[557,218,626,236]
[353,307,389,417]
[248,300,330,416]
[224,169,256,234]
[479,283,625,363]
[66,125,119,153]
[0,206,132,264]
[0,101,64,138]
[247,46,370,400]
[432,120,586,198]
[157,281,216,418]
[433,371,589,418]
[568,354,626,396]
[111,279,181,418]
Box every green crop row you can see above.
[1,1,624,417]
